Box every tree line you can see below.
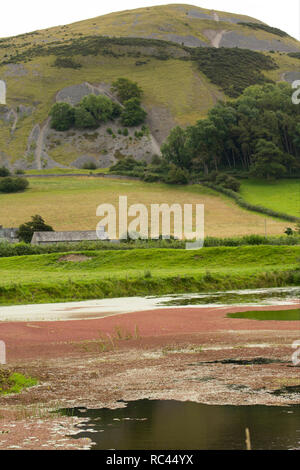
[161,83,300,180]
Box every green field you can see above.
[240,179,300,218]
[0,245,299,305]
[228,309,300,321]
[0,177,291,238]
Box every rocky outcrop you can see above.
[18,82,163,170]
[220,31,300,52]
[283,71,300,83]
[56,83,101,106]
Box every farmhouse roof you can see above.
[31,229,108,244]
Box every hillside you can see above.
[0,3,300,170]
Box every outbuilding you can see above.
[31,228,109,245]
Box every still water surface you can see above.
[61,400,300,450]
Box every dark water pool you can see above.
[60,400,300,450]
[157,288,300,307]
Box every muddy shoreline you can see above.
[0,305,299,450]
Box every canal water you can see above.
[60,400,300,450]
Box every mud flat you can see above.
[0,290,299,450]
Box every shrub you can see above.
[82,162,97,170]
[111,102,122,118]
[192,47,277,97]
[166,165,189,185]
[50,102,75,131]
[74,106,97,129]
[285,228,294,236]
[151,155,162,165]
[49,94,118,132]
[0,167,10,177]
[224,176,241,192]
[53,57,82,69]
[17,215,54,244]
[112,78,143,103]
[109,157,146,174]
[0,177,29,193]
[79,94,114,123]
[121,98,147,127]
[215,173,241,192]
[144,172,161,182]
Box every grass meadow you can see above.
[0,177,292,238]
[0,245,299,305]
[240,179,300,218]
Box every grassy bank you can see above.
[0,246,299,305]
[1,234,300,258]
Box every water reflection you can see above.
[156,287,300,307]
[61,400,300,450]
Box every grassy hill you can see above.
[1,4,299,54]
[0,3,299,171]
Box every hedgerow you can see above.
[203,182,300,223]
[0,235,299,258]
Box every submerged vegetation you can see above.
[228,309,300,321]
